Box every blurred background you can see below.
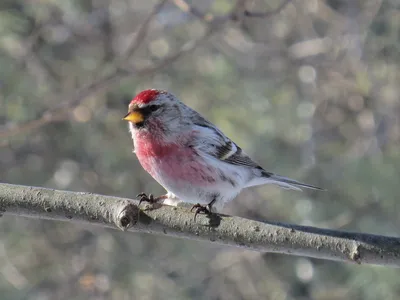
[1,0,400,299]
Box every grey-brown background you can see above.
[1,0,399,299]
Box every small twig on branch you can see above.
[0,182,399,267]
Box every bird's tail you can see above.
[268,174,324,191]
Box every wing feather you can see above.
[192,121,262,170]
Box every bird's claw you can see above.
[136,192,156,206]
[190,203,211,221]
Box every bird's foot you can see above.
[190,203,212,221]
[136,193,165,210]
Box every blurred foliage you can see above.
[1,0,400,299]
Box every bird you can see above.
[123,89,323,218]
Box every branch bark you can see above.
[1,183,399,267]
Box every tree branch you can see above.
[1,183,399,267]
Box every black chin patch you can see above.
[134,121,145,128]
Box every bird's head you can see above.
[123,89,183,132]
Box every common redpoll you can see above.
[123,89,322,217]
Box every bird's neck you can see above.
[133,128,180,158]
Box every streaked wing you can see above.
[215,141,260,168]
[191,120,267,171]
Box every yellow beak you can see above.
[123,111,144,123]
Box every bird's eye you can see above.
[148,105,160,112]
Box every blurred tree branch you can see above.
[117,0,168,63]
[0,0,292,145]
[244,0,292,18]
[1,183,399,268]
[0,0,206,143]
[172,0,292,21]
[19,21,61,86]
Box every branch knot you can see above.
[116,203,139,231]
